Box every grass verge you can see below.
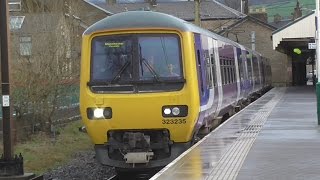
[13,121,93,175]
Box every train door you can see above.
[213,39,223,117]
[194,34,209,106]
[234,47,241,103]
[199,35,219,115]
[204,37,219,116]
[246,51,254,94]
[256,54,262,90]
[252,53,259,92]
[260,57,266,87]
[239,46,250,98]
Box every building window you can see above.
[20,36,32,56]
[8,0,21,12]
[9,16,25,30]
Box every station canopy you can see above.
[272,11,315,54]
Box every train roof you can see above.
[84,11,257,53]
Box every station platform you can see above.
[151,86,319,180]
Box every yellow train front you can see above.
[80,11,201,170]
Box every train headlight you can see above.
[164,108,171,115]
[172,107,180,116]
[87,107,112,120]
[93,108,104,118]
[162,105,188,117]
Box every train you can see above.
[80,11,272,172]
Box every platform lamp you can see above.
[316,0,320,125]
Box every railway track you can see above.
[110,169,160,180]
[107,175,118,180]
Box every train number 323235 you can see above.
[162,119,186,124]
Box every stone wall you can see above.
[220,19,291,86]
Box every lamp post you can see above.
[194,0,201,27]
[0,0,13,162]
[316,0,320,125]
[0,0,34,178]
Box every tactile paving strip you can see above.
[206,88,286,180]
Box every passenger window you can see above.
[197,50,204,93]
[206,57,213,88]
[210,54,217,87]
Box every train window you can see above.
[220,59,225,85]
[218,43,235,85]
[91,35,133,82]
[206,57,213,88]
[200,35,213,88]
[230,64,233,83]
[227,60,231,84]
[231,60,235,83]
[224,59,228,85]
[197,50,204,93]
[246,52,252,80]
[138,35,182,79]
[90,34,184,93]
[210,54,217,87]
[252,54,259,85]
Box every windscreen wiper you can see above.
[110,60,131,84]
[141,58,161,82]
[139,44,160,82]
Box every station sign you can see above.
[308,43,316,50]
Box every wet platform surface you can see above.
[151,86,319,180]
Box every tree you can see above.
[10,0,81,136]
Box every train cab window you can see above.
[89,34,184,93]
[138,35,182,79]
[91,35,133,82]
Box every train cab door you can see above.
[194,34,209,107]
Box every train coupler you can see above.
[124,152,154,164]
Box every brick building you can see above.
[218,16,289,86]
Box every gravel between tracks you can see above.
[44,151,115,180]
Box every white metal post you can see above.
[241,0,243,14]
[251,31,255,51]
[317,0,320,82]
[316,0,320,125]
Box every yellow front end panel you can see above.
[80,30,200,144]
